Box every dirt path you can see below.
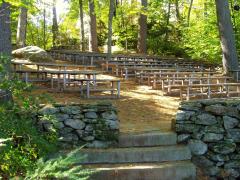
[17,59,180,133]
[30,73,180,133]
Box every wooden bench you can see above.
[151,71,221,89]
[65,79,121,99]
[164,83,240,101]
[160,76,232,92]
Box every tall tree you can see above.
[0,2,12,57]
[0,1,12,103]
[107,0,115,61]
[88,0,98,52]
[52,0,59,47]
[187,0,193,26]
[175,0,181,23]
[215,0,239,75]
[16,3,28,48]
[137,0,147,54]
[79,0,85,51]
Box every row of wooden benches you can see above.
[14,69,121,99]
[135,71,240,100]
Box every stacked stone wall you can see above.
[175,99,240,179]
[37,102,119,148]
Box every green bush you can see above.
[0,55,58,178]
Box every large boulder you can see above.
[12,46,53,62]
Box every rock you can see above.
[84,112,98,119]
[101,111,118,120]
[55,114,70,121]
[224,160,240,169]
[195,113,217,125]
[85,125,94,132]
[225,168,240,178]
[12,46,53,62]
[176,124,201,133]
[203,166,220,176]
[204,125,225,133]
[227,129,240,142]
[188,140,208,155]
[76,130,84,138]
[177,134,191,143]
[211,141,236,154]
[225,107,240,119]
[39,104,59,115]
[223,116,239,129]
[106,120,119,130]
[60,127,73,135]
[209,153,229,162]
[86,140,110,148]
[52,121,65,129]
[192,131,204,140]
[83,136,95,141]
[205,104,227,115]
[230,154,240,160]
[216,162,224,167]
[68,106,81,114]
[179,102,202,111]
[175,110,195,121]
[59,106,72,114]
[203,133,224,142]
[73,114,84,119]
[83,118,98,123]
[192,156,214,167]
[59,135,73,142]
[43,123,54,132]
[64,119,85,130]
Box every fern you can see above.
[25,148,94,180]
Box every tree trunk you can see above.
[137,0,147,54]
[43,7,46,50]
[175,0,181,23]
[79,0,85,51]
[88,0,98,52]
[16,6,27,48]
[0,2,13,103]
[215,0,239,75]
[0,2,12,57]
[52,0,59,47]
[165,2,171,42]
[107,0,115,61]
[187,0,193,26]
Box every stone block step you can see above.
[119,131,177,147]
[77,145,191,164]
[86,161,196,180]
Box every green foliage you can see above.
[25,148,94,180]
[0,55,58,178]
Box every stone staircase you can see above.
[79,131,196,180]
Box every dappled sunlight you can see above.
[28,76,180,133]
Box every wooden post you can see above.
[87,81,90,98]
[117,81,120,98]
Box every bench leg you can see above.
[186,87,190,101]
[80,81,83,96]
[51,74,54,89]
[87,81,90,98]
[207,85,211,99]
[117,81,121,98]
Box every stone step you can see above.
[118,131,177,147]
[77,145,191,164]
[86,161,196,180]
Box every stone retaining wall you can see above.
[175,99,240,179]
[37,102,119,148]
